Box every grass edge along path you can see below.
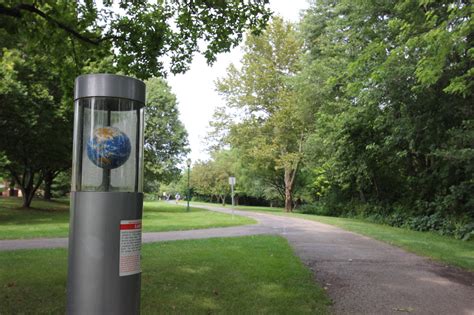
[193,202,474,272]
[0,198,256,240]
[0,235,330,314]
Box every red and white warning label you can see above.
[119,219,142,277]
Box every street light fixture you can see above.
[186,158,191,212]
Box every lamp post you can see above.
[186,158,191,212]
[228,176,236,218]
[229,177,236,206]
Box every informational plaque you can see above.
[119,219,142,276]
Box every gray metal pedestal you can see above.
[67,191,143,315]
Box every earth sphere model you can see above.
[87,126,131,169]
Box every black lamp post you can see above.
[186,158,191,212]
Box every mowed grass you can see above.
[0,235,330,314]
[0,198,70,240]
[193,202,474,272]
[142,201,255,233]
[0,198,255,240]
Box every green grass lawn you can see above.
[0,198,255,240]
[193,202,474,272]
[0,235,330,314]
[142,201,254,233]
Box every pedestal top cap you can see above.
[74,74,146,103]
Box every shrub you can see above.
[324,201,474,241]
[408,213,445,232]
[298,203,334,216]
[453,221,474,241]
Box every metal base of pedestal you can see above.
[67,192,143,315]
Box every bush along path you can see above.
[1,204,473,314]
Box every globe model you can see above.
[87,127,131,169]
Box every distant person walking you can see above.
[175,193,181,204]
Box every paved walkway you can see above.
[1,204,473,314]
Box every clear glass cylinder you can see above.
[71,97,144,192]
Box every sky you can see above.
[167,0,310,163]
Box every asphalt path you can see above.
[1,203,473,314]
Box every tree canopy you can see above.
[0,0,272,207]
[196,0,473,239]
[144,77,189,192]
[0,41,74,206]
[1,0,271,79]
[214,17,306,211]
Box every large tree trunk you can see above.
[284,186,293,212]
[43,170,53,200]
[283,133,304,213]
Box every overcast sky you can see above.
[167,0,309,163]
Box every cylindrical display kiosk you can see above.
[67,74,145,315]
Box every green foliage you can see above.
[158,176,189,199]
[214,17,307,211]
[299,0,473,231]
[0,1,271,79]
[200,0,474,234]
[1,0,272,206]
[49,171,71,198]
[297,203,332,216]
[0,47,74,206]
[0,1,103,206]
[190,150,236,204]
[144,78,189,193]
[313,201,474,241]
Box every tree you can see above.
[1,0,272,79]
[300,0,473,223]
[215,17,306,212]
[1,0,271,207]
[0,49,73,207]
[144,77,189,192]
[0,0,110,207]
[190,151,234,205]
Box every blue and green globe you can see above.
[87,127,131,169]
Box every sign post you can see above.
[67,74,146,315]
[186,158,191,212]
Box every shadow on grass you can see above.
[139,236,329,314]
[0,198,69,226]
[1,197,69,211]
[0,236,329,314]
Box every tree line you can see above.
[0,0,271,207]
[188,0,473,240]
